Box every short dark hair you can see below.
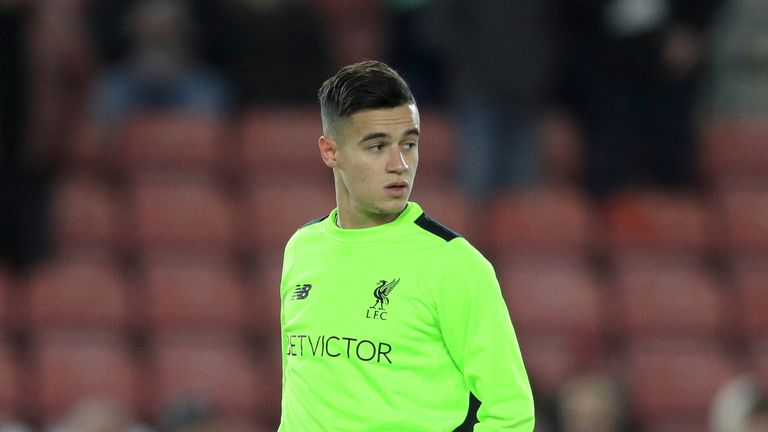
[318,60,415,134]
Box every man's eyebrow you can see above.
[403,128,420,138]
[358,128,420,145]
[359,132,390,144]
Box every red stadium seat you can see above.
[252,349,282,427]
[139,254,248,333]
[32,331,140,422]
[625,341,738,427]
[731,258,768,341]
[639,419,710,432]
[246,253,283,347]
[23,254,131,332]
[238,179,335,255]
[409,182,470,239]
[600,190,713,257]
[701,118,768,184]
[610,257,725,341]
[716,184,768,256]
[116,112,226,174]
[0,267,13,329]
[0,341,20,415]
[236,107,326,182]
[517,335,597,398]
[498,256,603,345]
[751,342,768,393]
[148,334,264,417]
[126,173,235,254]
[415,111,457,184]
[485,187,593,256]
[51,173,120,252]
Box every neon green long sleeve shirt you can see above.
[279,202,534,431]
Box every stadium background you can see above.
[0,0,767,431]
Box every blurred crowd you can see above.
[1,0,767,431]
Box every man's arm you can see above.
[433,241,534,431]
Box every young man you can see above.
[279,60,534,431]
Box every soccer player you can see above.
[278,60,534,431]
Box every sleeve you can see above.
[280,234,297,391]
[432,241,534,431]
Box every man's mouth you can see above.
[386,181,408,190]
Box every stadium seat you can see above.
[23,254,131,332]
[731,258,768,341]
[639,419,709,432]
[236,107,326,182]
[517,335,596,398]
[414,110,457,184]
[138,254,248,333]
[624,341,738,428]
[600,190,712,257]
[126,173,235,254]
[750,342,768,393]
[0,341,19,416]
[31,331,140,422]
[148,334,264,418]
[0,267,13,330]
[116,112,227,174]
[715,184,768,256]
[51,173,120,252]
[538,111,583,185]
[609,257,725,341]
[237,178,335,255]
[701,118,768,185]
[252,349,282,427]
[245,253,283,347]
[497,256,603,345]
[409,182,470,238]
[484,187,593,256]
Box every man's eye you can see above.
[402,142,417,150]
[370,144,385,151]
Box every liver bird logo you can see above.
[371,278,399,310]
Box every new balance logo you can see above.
[291,284,312,300]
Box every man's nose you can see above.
[386,147,408,173]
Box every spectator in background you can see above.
[385,0,446,106]
[559,0,724,199]
[554,370,635,432]
[0,0,53,271]
[213,0,333,107]
[430,0,559,201]
[88,0,230,133]
[158,398,218,432]
[711,374,767,432]
[48,398,152,432]
[707,0,768,117]
[744,397,768,432]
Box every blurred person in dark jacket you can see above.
[88,0,230,132]
[212,0,333,107]
[560,0,724,198]
[554,371,635,432]
[0,0,53,271]
[431,0,560,201]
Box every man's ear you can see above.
[319,135,338,168]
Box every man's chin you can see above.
[374,199,408,216]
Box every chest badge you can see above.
[366,278,399,320]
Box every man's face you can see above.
[323,104,420,227]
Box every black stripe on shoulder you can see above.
[414,213,461,242]
[301,215,328,228]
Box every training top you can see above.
[278,202,534,432]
